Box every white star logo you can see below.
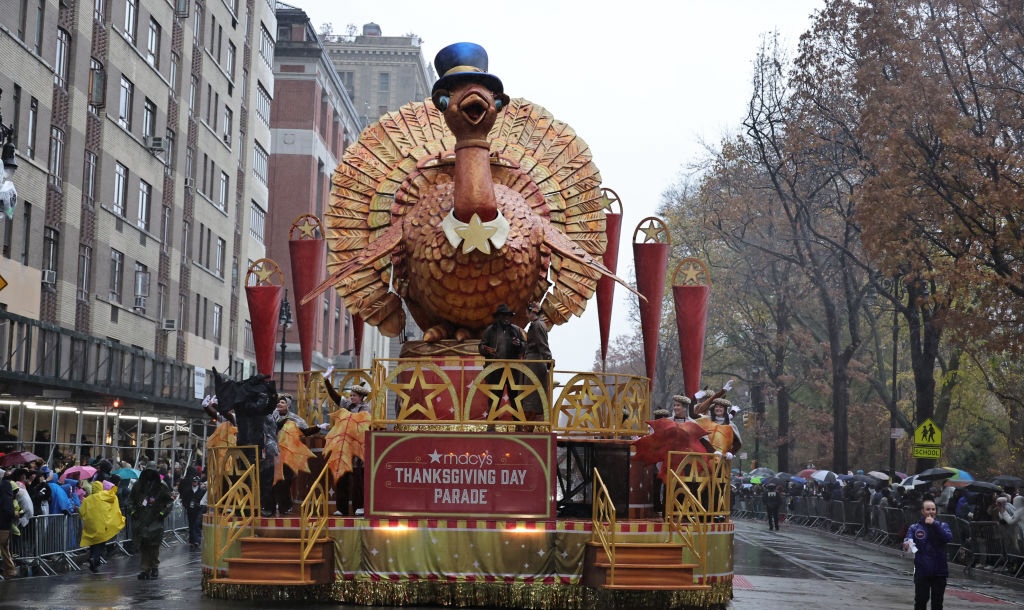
[429,449,442,463]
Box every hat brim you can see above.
[433,72,504,96]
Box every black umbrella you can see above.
[916,467,954,482]
[774,472,794,482]
[965,481,1002,493]
[991,475,1024,488]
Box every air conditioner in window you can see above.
[41,269,57,285]
[144,136,165,152]
[162,318,177,331]
[184,177,194,189]
[222,133,231,146]
[133,295,147,309]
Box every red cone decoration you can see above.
[632,217,671,389]
[288,215,326,372]
[671,258,711,399]
[352,314,364,365]
[244,258,284,377]
[597,188,623,369]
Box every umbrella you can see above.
[895,471,909,480]
[837,473,856,481]
[59,465,97,482]
[901,475,930,488]
[749,467,775,477]
[811,470,838,483]
[965,481,1002,494]
[915,467,954,482]
[112,467,140,480]
[940,467,973,486]
[867,470,891,482]
[790,476,807,484]
[796,468,817,479]
[0,450,43,467]
[750,475,766,485]
[852,474,882,487]
[991,475,1024,488]
[774,472,794,482]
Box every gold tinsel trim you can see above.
[202,570,733,609]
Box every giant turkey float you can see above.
[200,42,734,609]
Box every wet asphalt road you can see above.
[1,519,1021,609]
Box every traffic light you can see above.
[112,398,122,409]
[742,412,750,426]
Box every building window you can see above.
[55,28,70,89]
[118,76,134,130]
[33,0,44,54]
[170,51,180,92]
[136,179,151,231]
[192,1,203,45]
[160,205,171,250]
[253,142,268,185]
[93,0,105,23]
[123,0,137,45]
[189,75,198,116]
[249,200,265,242]
[218,172,229,210]
[142,98,156,138]
[134,262,149,310]
[26,98,37,159]
[259,23,274,67]
[88,58,105,114]
[215,237,225,277]
[226,41,236,79]
[222,106,233,144]
[113,162,128,216]
[146,18,160,67]
[109,249,124,303]
[47,127,65,189]
[83,151,97,209]
[213,303,223,344]
[377,72,390,108]
[43,227,58,275]
[77,244,92,301]
[339,71,354,99]
[256,82,271,126]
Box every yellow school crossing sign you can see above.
[0,273,6,291]
[912,417,942,459]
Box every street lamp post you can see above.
[278,289,292,390]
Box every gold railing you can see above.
[663,451,732,581]
[591,468,617,586]
[298,463,331,571]
[207,446,260,580]
[295,363,649,437]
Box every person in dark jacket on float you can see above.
[903,499,953,610]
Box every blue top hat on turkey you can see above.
[432,42,507,111]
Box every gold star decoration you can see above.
[553,375,611,431]
[598,189,618,212]
[453,213,499,254]
[296,216,319,239]
[472,363,534,422]
[253,264,274,285]
[390,362,458,421]
[680,261,705,285]
[638,219,668,244]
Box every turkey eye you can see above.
[434,94,450,111]
[494,98,503,111]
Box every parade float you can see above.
[200,42,734,609]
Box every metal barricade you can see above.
[963,521,1006,575]
[163,499,188,546]
[841,501,865,536]
[10,513,81,574]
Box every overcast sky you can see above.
[295,0,824,373]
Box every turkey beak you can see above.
[457,91,492,126]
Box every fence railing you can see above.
[3,498,189,579]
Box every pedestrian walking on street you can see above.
[903,499,953,610]
[763,483,782,531]
[79,480,126,573]
[126,462,173,580]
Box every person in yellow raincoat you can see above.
[79,480,125,573]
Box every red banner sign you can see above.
[366,432,555,519]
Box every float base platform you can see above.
[201,516,733,609]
